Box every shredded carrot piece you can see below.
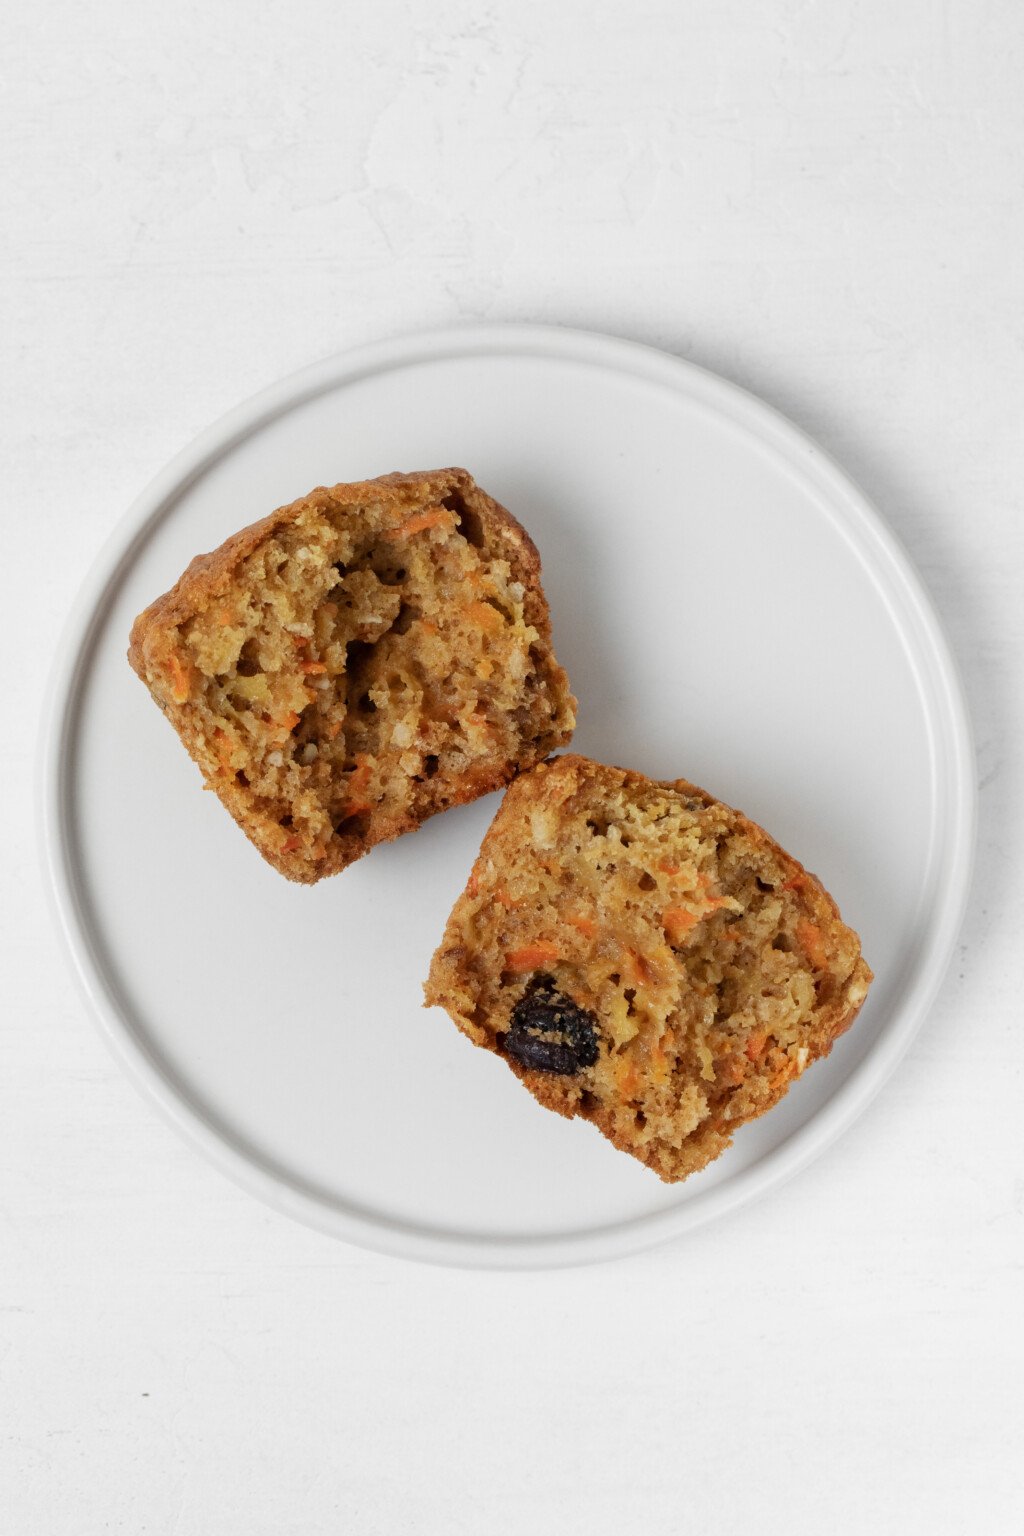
[658,859,681,875]
[325,720,342,740]
[291,633,310,648]
[466,870,480,897]
[281,834,301,854]
[217,606,237,627]
[212,728,233,774]
[505,942,560,972]
[347,754,373,797]
[384,508,453,541]
[567,913,598,938]
[745,1029,769,1062]
[276,711,301,734]
[781,873,807,893]
[419,620,439,636]
[338,800,373,821]
[663,906,698,944]
[301,660,327,674]
[796,918,827,969]
[167,654,191,703]
[493,888,516,909]
[615,1056,640,1099]
[466,600,504,634]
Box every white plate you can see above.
[40,325,975,1269]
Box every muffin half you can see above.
[425,754,871,1182]
[129,469,576,881]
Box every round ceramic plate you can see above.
[40,325,974,1268]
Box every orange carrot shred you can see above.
[658,859,681,875]
[212,728,233,774]
[615,1057,640,1099]
[796,918,827,969]
[663,906,698,944]
[301,660,327,674]
[347,754,373,797]
[384,508,453,541]
[466,600,504,634]
[505,942,560,972]
[167,654,191,703]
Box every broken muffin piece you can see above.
[424,754,872,1183]
[128,468,576,881]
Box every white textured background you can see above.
[3,2,1022,1531]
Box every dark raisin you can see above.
[501,975,599,1076]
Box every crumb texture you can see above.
[128,469,575,880]
[424,754,872,1182]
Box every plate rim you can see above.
[37,322,977,1270]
